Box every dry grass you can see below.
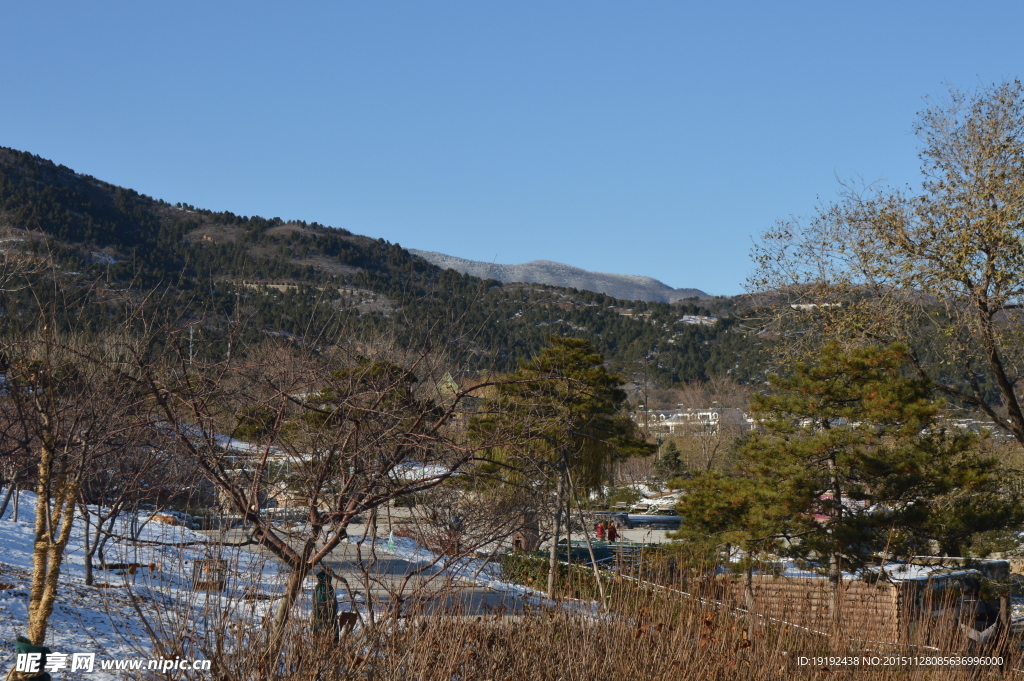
[189,606,1017,680]
[144,559,1020,681]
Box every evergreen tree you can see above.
[654,439,683,478]
[473,337,652,597]
[675,343,1019,611]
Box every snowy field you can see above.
[0,492,298,679]
[0,492,581,679]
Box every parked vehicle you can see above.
[625,507,683,530]
[620,496,683,529]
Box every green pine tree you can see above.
[675,343,1019,610]
[654,439,683,478]
[472,337,653,598]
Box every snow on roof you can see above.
[771,560,1008,582]
[392,463,455,480]
[872,561,1008,582]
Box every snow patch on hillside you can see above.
[409,250,708,303]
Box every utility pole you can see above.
[642,353,649,440]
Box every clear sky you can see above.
[2,3,1022,295]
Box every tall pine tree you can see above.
[473,337,652,597]
[676,343,1019,613]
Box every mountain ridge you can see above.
[408,249,708,303]
[0,145,763,385]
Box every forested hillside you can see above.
[0,147,765,386]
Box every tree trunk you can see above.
[745,563,755,641]
[98,529,112,570]
[826,451,842,629]
[977,305,1024,444]
[547,460,567,600]
[262,535,318,671]
[81,507,108,587]
[261,564,311,676]
[28,436,55,643]
[82,509,93,586]
[270,562,311,638]
[27,476,80,644]
[0,483,14,520]
[569,470,606,608]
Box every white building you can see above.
[632,406,754,435]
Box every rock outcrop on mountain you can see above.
[409,250,707,303]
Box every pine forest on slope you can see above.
[0,147,765,387]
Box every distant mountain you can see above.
[0,146,763,385]
[408,250,708,303]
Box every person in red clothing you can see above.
[607,522,619,542]
[595,521,607,541]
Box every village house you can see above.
[632,406,754,435]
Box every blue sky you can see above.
[2,3,1022,295]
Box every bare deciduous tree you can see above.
[751,80,1024,444]
[0,331,155,644]
[131,329,525,657]
[77,435,189,585]
[673,378,750,471]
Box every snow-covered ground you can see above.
[0,492,289,679]
[0,491,594,678]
